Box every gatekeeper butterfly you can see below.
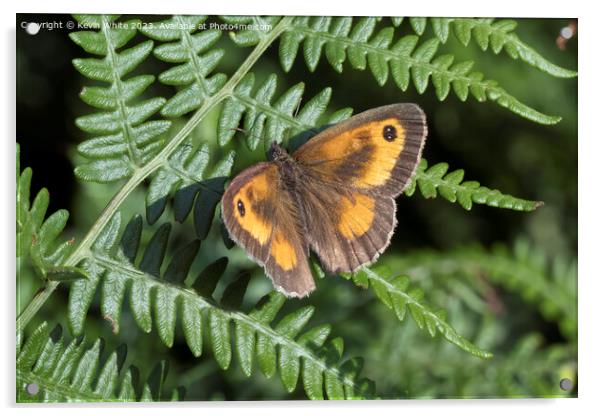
[222,103,427,297]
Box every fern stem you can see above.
[16,16,295,333]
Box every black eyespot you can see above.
[383,125,397,141]
[237,199,246,217]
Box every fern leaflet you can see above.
[341,265,493,358]
[16,144,84,282]
[71,15,171,183]
[406,159,543,211]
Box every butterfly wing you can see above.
[292,103,427,273]
[295,185,397,273]
[293,103,427,197]
[221,163,315,297]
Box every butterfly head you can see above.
[267,141,290,162]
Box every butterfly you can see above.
[221,103,427,297]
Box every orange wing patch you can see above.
[296,117,406,189]
[270,230,298,270]
[231,166,275,244]
[353,118,406,188]
[338,193,376,239]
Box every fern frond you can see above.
[70,15,171,183]
[341,265,492,358]
[218,72,353,149]
[425,18,577,78]
[390,240,577,341]
[405,159,543,211]
[16,144,84,282]
[17,322,183,402]
[67,213,377,399]
[272,16,560,124]
[145,138,235,232]
[139,15,227,117]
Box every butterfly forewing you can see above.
[293,103,427,197]
[221,163,316,297]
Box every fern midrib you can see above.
[17,368,121,402]
[162,156,222,194]
[232,92,311,131]
[361,267,493,358]
[176,15,210,98]
[90,252,362,392]
[101,15,139,168]
[16,16,294,334]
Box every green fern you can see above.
[406,159,543,211]
[16,144,84,283]
[145,138,235,233]
[425,18,577,78]
[388,239,577,341]
[70,15,171,183]
[139,15,227,117]
[218,72,352,150]
[17,322,183,402]
[263,16,563,124]
[341,265,492,358]
[67,212,376,399]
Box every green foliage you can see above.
[17,322,183,402]
[406,159,543,211]
[140,15,227,117]
[145,138,235,230]
[272,16,564,124]
[341,266,492,358]
[69,15,171,182]
[388,239,577,341]
[16,144,84,281]
[426,18,577,78]
[371,315,575,398]
[218,72,352,149]
[67,212,376,399]
[70,15,171,183]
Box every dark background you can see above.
[17,14,577,400]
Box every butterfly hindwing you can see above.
[296,182,397,274]
[293,103,427,197]
[221,163,315,297]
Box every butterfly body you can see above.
[222,103,427,297]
